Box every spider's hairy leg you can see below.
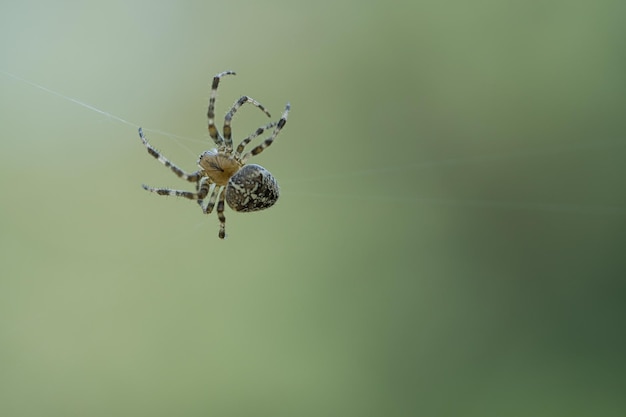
[195,177,212,211]
[242,103,290,163]
[223,95,271,149]
[138,128,201,182]
[141,184,201,200]
[207,70,236,146]
[203,186,222,214]
[235,121,277,156]
[217,189,227,239]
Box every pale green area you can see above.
[1,1,625,416]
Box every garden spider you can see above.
[137,70,290,239]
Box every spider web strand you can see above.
[0,69,200,146]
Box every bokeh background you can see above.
[1,0,625,416]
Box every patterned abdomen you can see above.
[225,164,280,212]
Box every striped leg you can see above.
[223,96,271,149]
[203,185,222,215]
[235,121,277,156]
[242,103,290,163]
[196,177,212,210]
[142,184,201,200]
[138,128,201,182]
[216,188,227,239]
[207,70,236,146]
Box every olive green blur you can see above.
[1,1,625,416]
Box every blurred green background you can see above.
[1,0,625,416]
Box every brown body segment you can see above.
[197,151,243,186]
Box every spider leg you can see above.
[207,70,236,147]
[242,103,290,163]
[196,177,212,211]
[216,188,227,239]
[138,128,201,182]
[141,184,202,200]
[203,185,222,214]
[223,96,271,150]
[235,121,277,157]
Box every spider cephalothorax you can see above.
[137,70,290,239]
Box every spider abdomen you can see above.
[225,164,279,212]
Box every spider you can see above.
[137,70,290,239]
